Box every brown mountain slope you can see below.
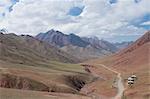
[0,33,79,64]
[85,31,150,99]
[107,31,150,72]
[88,31,149,69]
[36,29,118,60]
[60,44,112,60]
[0,33,95,99]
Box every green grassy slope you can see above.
[0,60,93,95]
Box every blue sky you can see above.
[132,14,150,30]
[68,6,84,16]
[0,0,150,42]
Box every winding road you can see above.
[98,64,125,99]
[85,64,125,99]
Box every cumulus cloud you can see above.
[0,0,12,16]
[0,0,149,42]
[0,0,83,34]
[141,21,150,25]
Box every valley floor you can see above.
[0,59,125,99]
[0,57,149,99]
[0,88,91,99]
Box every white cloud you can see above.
[0,0,84,34]
[141,21,150,25]
[0,0,149,41]
[0,0,12,9]
[0,0,12,16]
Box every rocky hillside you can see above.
[118,31,150,56]
[36,29,89,47]
[110,31,150,99]
[88,31,150,99]
[82,37,118,52]
[36,29,118,60]
[95,31,150,71]
[0,33,79,64]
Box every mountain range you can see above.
[0,29,132,61]
[0,29,149,99]
[0,31,94,99]
[113,41,133,49]
[36,29,119,60]
[0,33,79,65]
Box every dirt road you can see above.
[98,64,125,99]
[113,73,125,99]
[84,64,125,99]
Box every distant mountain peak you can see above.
[0,28,8,33]
[114,41,133,50]
[82,36,118,52]
[90,36,99,40]
[36,29,119,60]
[69,33,77,36]
[0,33,79,64]
[36,29,89,47]
[46,29,62,35]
